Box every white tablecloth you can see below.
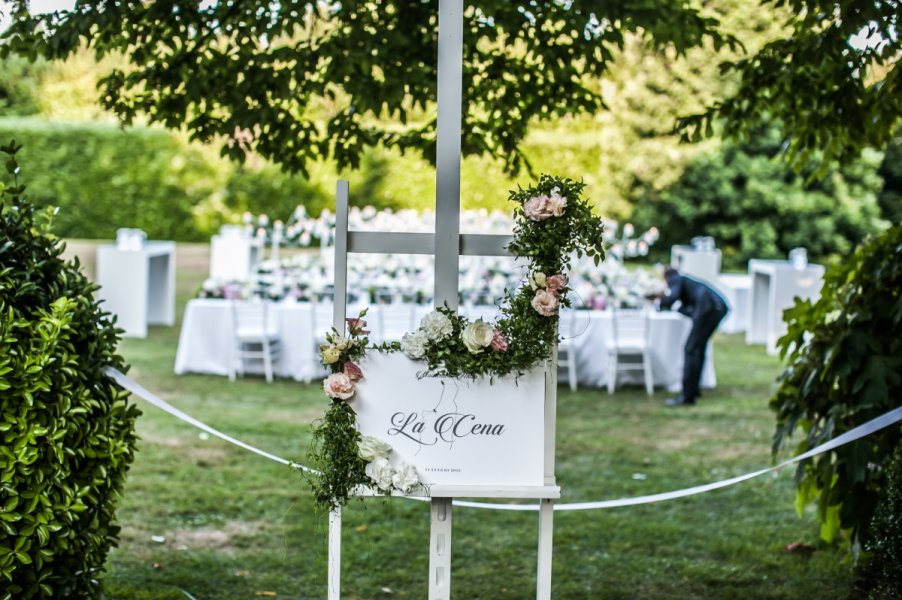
[175,300,715,391]
[559,310,716,391]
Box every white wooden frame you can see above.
[325,2,559,598]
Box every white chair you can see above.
[229,299,281,383]
[607,308,653,396]
[557,310,578,392]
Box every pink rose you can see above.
[343,361,364,382]
[546,274,569,292]
[523,195,551,221]
[323,372,355,400]
[346,317,370,336]
[547,193,567,216]
[490,329,509,352]
[531,288,560,317]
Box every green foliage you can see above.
[1,1,732,176]
[0,142,140,598]
[222,163,330,226]
[769,224,902,548]
[0,55,47,116]
[306,400,371,513]
[877,129,902,225]
[632,126,887,269]
[679,0,902,172]
[0,118,225,241]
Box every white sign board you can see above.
[355,352,546,488]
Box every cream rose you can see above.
[391,462,420,494]
[331,335,353,351]
[462,319,494,354]
[530,271,547,290]
[420,310,453,341]
[358,436,392,462]
[531,289,560,317]
[319,344,342,365]
[365,457,395,491]
[323,372,355,400]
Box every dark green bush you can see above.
[876,129,902,226]
[631,126,888,269]
[0,141,140,598]
[0,117,223,241]
[769,224,901,548]
[858,443,902,599]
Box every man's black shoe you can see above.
[664,396,696,407]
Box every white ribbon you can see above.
[103,367,318,474]
[104,367,902,512]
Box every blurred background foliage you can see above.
[0,0,897,266]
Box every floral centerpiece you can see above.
[306,176,606,511]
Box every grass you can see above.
[77,242,856,599]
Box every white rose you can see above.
[420,310,453,341]
[358,436,392,462]
[365,457,395,491]
[548,191,567,216]
[530,271,547,290]
[331,335,353,351]
[400,330,429,359]
[461,320,494,354]
[391,462,421,494]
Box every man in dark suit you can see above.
[658,267,729,406]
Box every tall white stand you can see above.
[429,498,453,599]
[325,1,557,597]
[96,241,176,338]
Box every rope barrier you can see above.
[103,367,902,512]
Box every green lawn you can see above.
[90,242,854,599]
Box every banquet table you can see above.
[175,299,715,391]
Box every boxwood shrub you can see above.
[0,141,140,598]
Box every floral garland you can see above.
[306,175,606,511]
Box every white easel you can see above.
[326,1,559,597]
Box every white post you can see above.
[429,497,453,600]
[430,0,464,597]
[536,499,554,600]
[434,0,463,310]
[328,507,342,600]
[537,347,559,598]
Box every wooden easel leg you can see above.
[536,499,554,600]
[429,497,453,600]
[328,506,342,600]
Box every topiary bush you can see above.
[0,141,140,598]
[769,223,901,549]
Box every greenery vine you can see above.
[306,175,605,511]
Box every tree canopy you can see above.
[678,0,901,173]
[1,1,899,177]
[1,1,735,175]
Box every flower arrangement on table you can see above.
[306,175,606,511]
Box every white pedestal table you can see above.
[96,241,176,338]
